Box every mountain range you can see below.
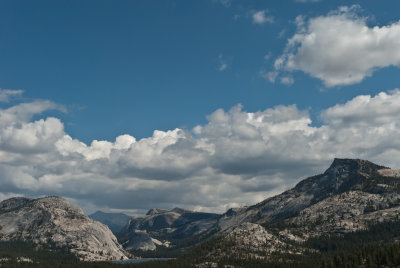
[117,207,220,252]
[107,159,400,259]
[1,158,400,266]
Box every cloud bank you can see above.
[1,88,400,214]
[272,6,400,87]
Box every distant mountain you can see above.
[217,158,390,230]
[0,196,130,261]
[118,207,220,252]
[116,158,400,261]
[194,158,400,264]
[89,211,131,233]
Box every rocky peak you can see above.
[293,158,388,196]
[33,196,85,217]
[218,158,397,231]
[325,158,387,177]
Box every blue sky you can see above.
[1,0,400,214]
[2,0,399,142]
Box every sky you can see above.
[1,0,400,215]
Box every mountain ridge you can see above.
[115,158,400,260]
[1,158,400,266]
[217,158,394,231]
[192,158,400,264]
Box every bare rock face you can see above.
[202,222,302,262]
[286,190,400,236]
[122,230,156,251]
[0,196,130,261]
[225,222,291,255]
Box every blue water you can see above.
[111,258,172,264]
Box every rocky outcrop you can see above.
[198,222,303,262]
[122,230,156,251]
[0,196,130,261]
[224,222,300,256]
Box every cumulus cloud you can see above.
[252,10,274,25]
[2,91,400,214]
[321,90,400,126]
[271,6,400,86]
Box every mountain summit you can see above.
[218,158,398,230]
[193,158,400,264]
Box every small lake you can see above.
[111,258,172,264]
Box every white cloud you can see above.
[2,91,400,214]
[0,89,23,102]
[321,90,400,126]
[1,117,65,153]
[0,100,65,128]
[272,6,400,87]
[252,10,274,25]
